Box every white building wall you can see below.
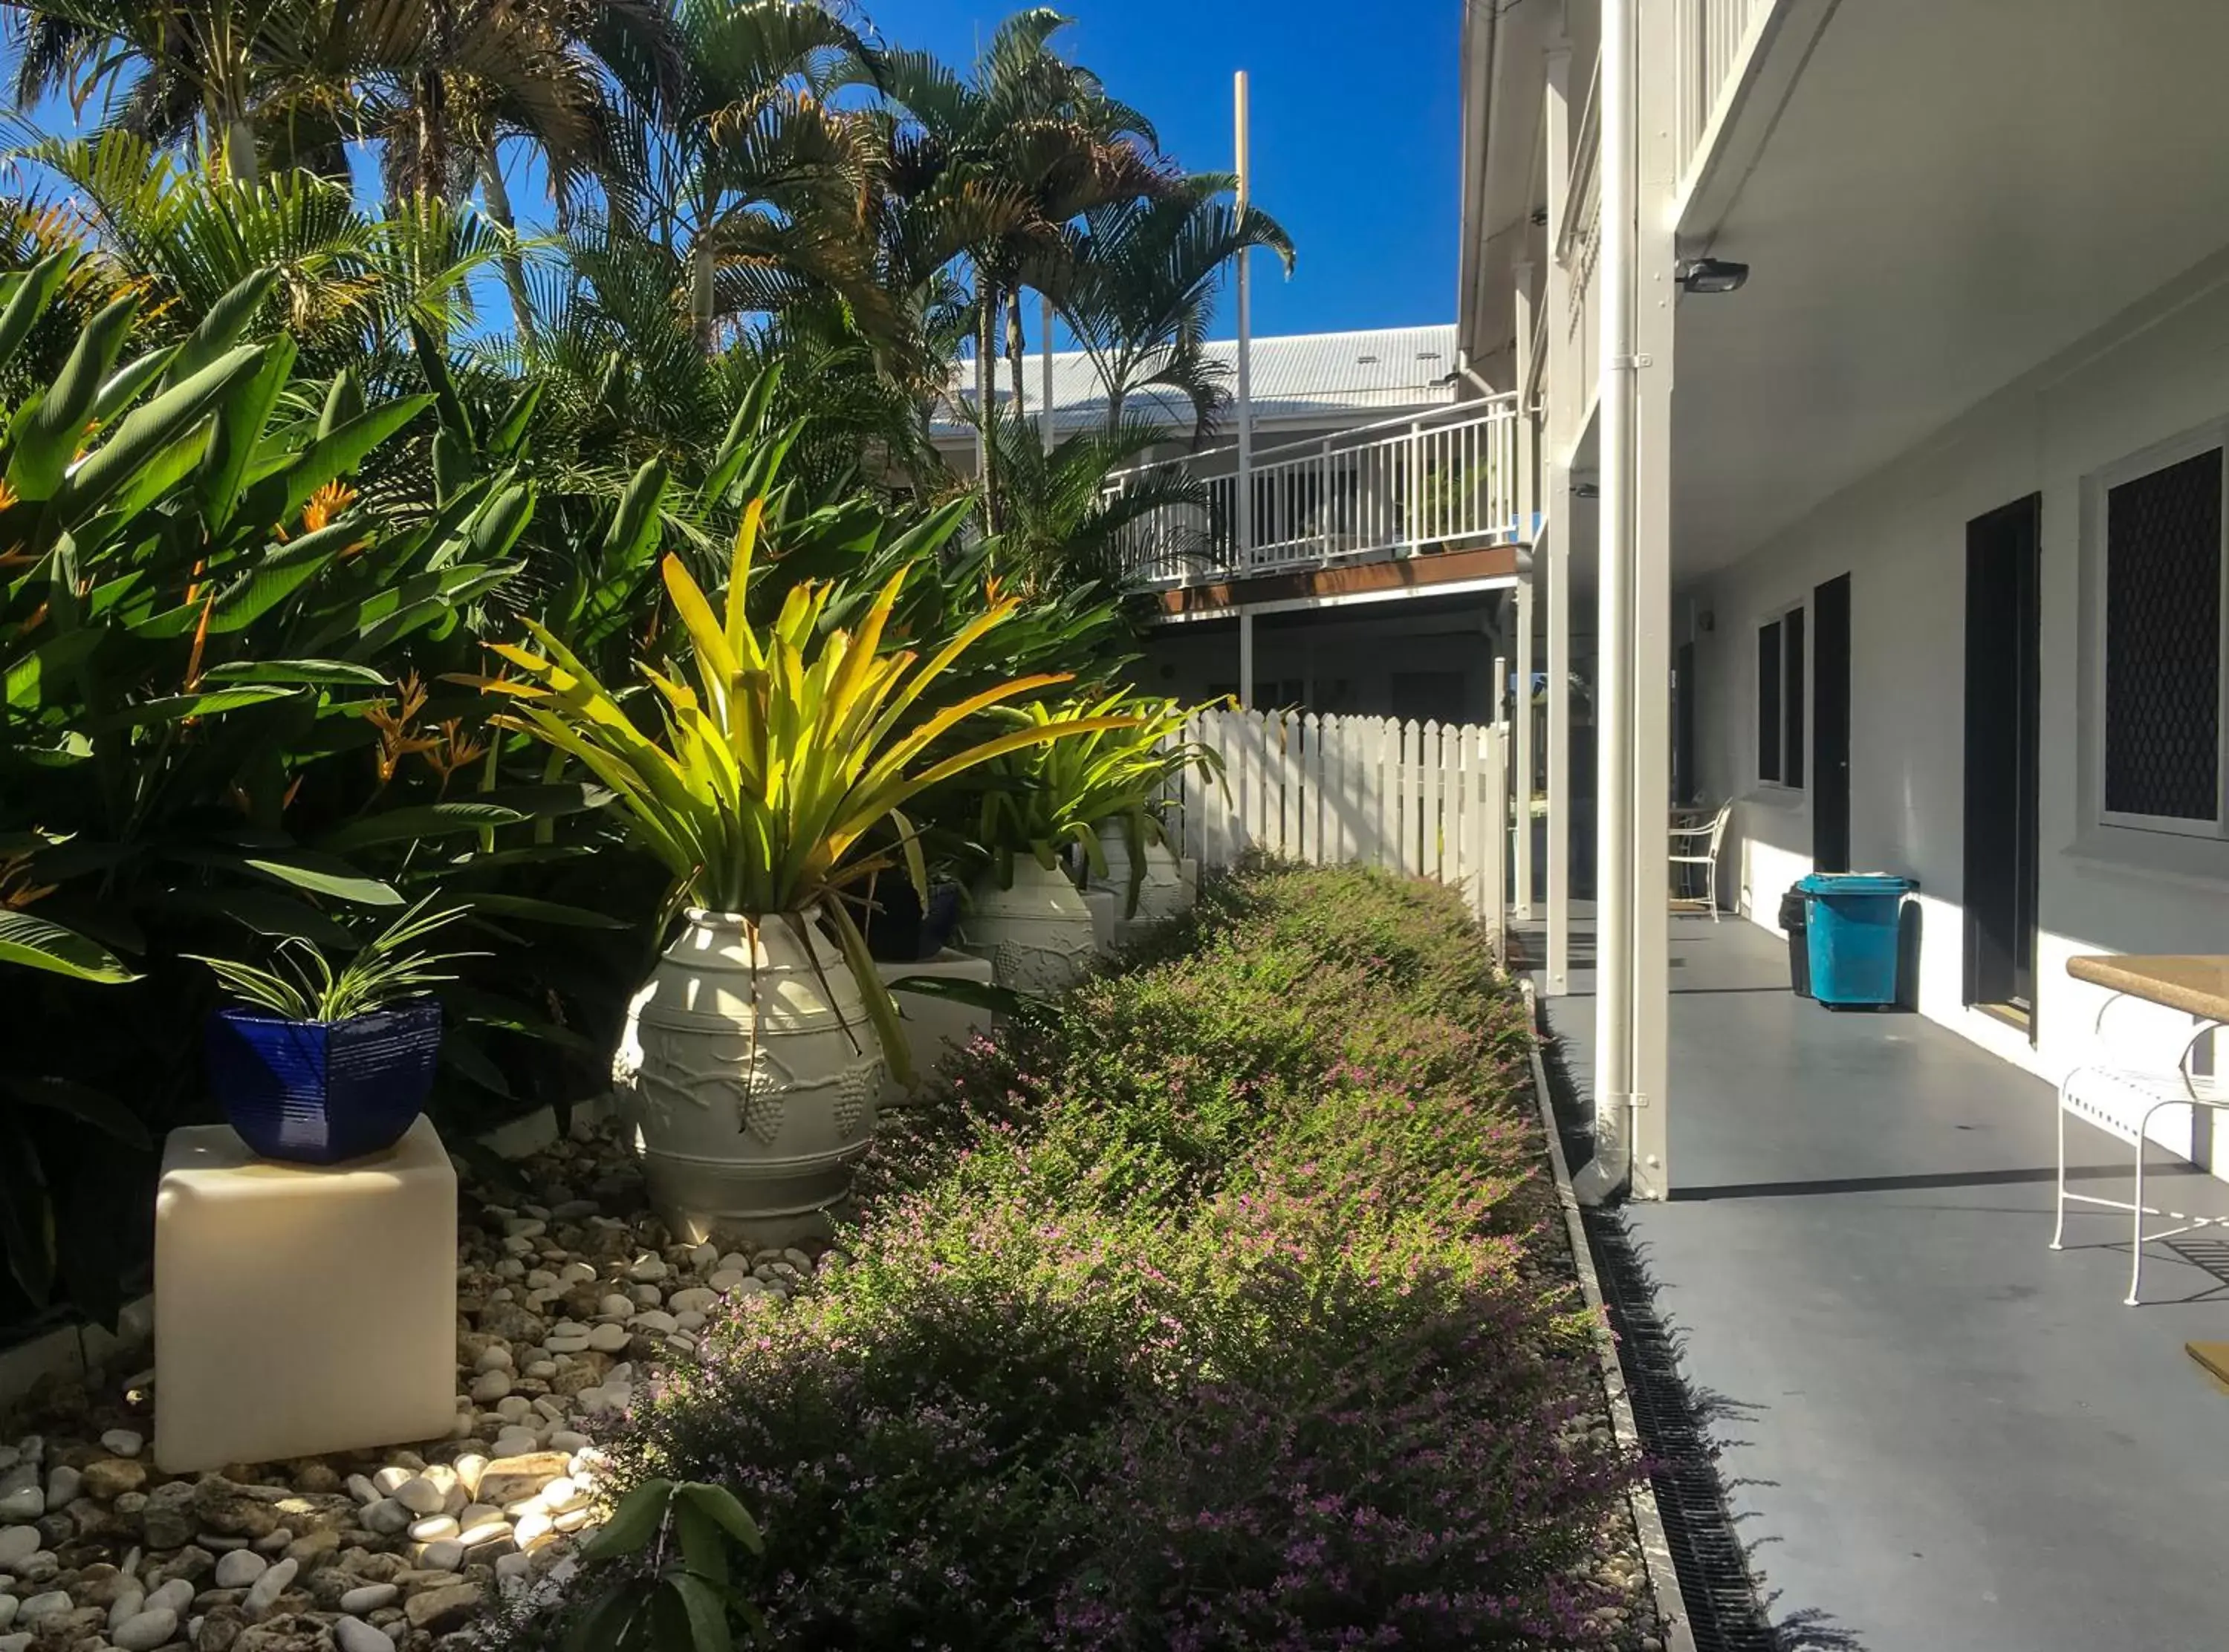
[1690,253,2229,1160]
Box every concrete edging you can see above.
[1521,978,1697,1652]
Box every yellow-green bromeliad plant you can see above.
[976,691,1224,914]
[467,501,1140,1079]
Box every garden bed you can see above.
[0,863,1663,1652]
[519,861,1665,1650]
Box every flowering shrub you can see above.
[566,863,1637,1649]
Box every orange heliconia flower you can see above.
[302,480,359,534]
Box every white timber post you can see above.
[1575,0,1636,1207]
[1234,69,1255,709]
[1542,35,1574,998]
[1626,0,1680,1202]
[1039,292,1055,441]
[1512,261,1538,922]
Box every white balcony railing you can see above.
[1676,0,1771,180]
[1105,395,1524,588]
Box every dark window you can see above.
[2105,449,2222,821]
[1784,608,1807,788]
[1758,620,1782,783]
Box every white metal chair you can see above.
[2054,993,2229,1304]
[1668,801,1732,920]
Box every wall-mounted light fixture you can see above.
[1677,258,1751,295]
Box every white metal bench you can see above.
[2054,992,2229,1305]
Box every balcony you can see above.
[1106,394,1525,592]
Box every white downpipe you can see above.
[1234,68,1255,709]
[1576,0,1636,1206]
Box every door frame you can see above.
[1963,494,2043,1028]
[1811,574,1853,872]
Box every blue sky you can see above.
[863,0,1463,342]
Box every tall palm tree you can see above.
[596,0,884,354]
[1047,169,1293,440]
[872,7,1173,531]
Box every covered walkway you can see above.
[1533,911,2229,1652]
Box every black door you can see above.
[1673,641,1698,804]
[1964,495,2042,1022]
[1812,574,1852,871]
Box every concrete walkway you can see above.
[1533,910,2229,1652]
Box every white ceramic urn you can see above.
[611,907,883,1244]
[1085,821,1193,924]
[962,856,1099,994]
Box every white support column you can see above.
[1575,0,1636,1208]
[1544,466,1573,995]
[1541,37,1574,996]
[1511,264,1538,922]
[1626,0,1681,1202]
[1233,69,1255,706]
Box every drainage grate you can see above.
[1536,1027,1785,1652]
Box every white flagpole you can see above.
[1235,68,1255,709]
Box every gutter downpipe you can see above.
[1574,0,1636,1206]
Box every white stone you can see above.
[512,1509,554,1549]
[0,1491,37,1526]
[39,1468,78,1514]
[252,1525,294,1554]
[153,1119,457,1472]
[473,1346,515,1374]
[666,1287,715,1314]
[452,1455,488,1498]
[99,1429,144,1460]
[0,1529,36,1569]
[491,1431,542,1460]
[548,1432,591,1454]
[143,1581,194,1616]
[595,1294,632,1320]
[112,1606,177,1651]
[626,1256,667,1284]
[407,1515,458,1543]
[585,1324,629,1353]
[0,1599,13,1630]
[395,1471,446,1515]
[213,1550,267,1590]
[345,1474,380,1507]
[537,1477,587,1514]
[629,1310,677,1334]
[419,1539,466,1573]
[372,1466,412,1496]
[494,1397,533,1424]
[108,1589,144,1629]
[362,1499,412,1537]
[544,1335,590,1355]
[241,1558,296,1621]
[557,1263,596,1284]
[708,1270,745,1292]
[469,1370,512,1405]
[673,1311,706,1333]
[18,1592,69,1625]
[553,1507,594,1533]
[337,1584,398,1615]
[0,1631,28,1652]
[335,1615,392,1652]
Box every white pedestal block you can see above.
[155,1116,458,1473]
[876,951,998,1107]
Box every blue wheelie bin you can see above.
[1796,873,1912,1007]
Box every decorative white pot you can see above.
[1085,823,1192,924]
[962,857,1098,994]
[611,908,883,1245]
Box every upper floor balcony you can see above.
[1104,393,1527,602]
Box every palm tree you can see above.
[595,0,885,354]
[871,7,1173,531]
[4,0,326,186]
[984,406,1210,596]
[1048,169,1293,440]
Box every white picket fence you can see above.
[1167,709,1510,945]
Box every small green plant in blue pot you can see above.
[192,903,475,1165]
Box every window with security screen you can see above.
[1756,607,1804,789]
[2104,447,2222,825]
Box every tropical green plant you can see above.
[968,689,1217,909]
[1047,169,1294,438]
[564,1477,766,1652]
[869,7,1172,529]
[983,409,1212,594]
[470,497,1140,1076]
[189,897,476,1020]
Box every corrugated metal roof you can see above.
[932,323,1458,437]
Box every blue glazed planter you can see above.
[205,998,444,1165]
